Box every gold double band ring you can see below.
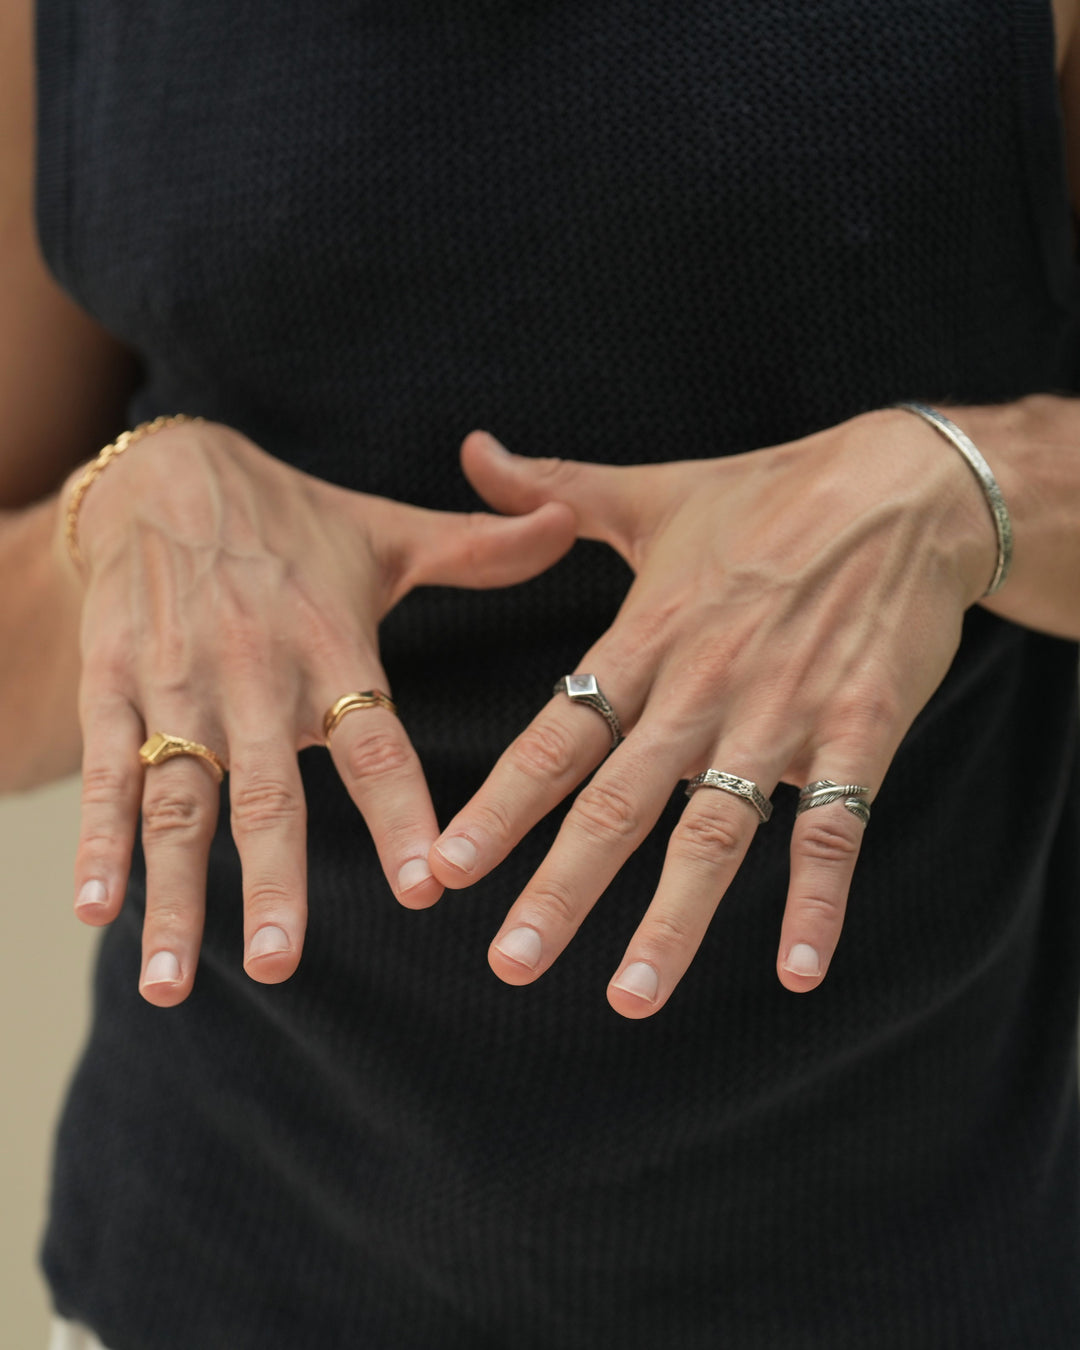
[139,731,227,784]
[323,690,398,744]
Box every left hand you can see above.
[428,408,999,1016]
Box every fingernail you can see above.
[435,836,478,874]
[611,961,659,1002]
[484,432,509,455]
[783,943,821,977]
[397,858,432,893]
[493,926,542,970]
[248,925,290,959]
[144,951,181,985]
[75,879,108,912]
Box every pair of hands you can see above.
[63,410,995,1015]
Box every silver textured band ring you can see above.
[797,779,872,828]
[553,674,623,750]
[685,769,773,823]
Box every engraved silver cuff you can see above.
[893,401,1013,597]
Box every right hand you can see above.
[59,419,575,1005]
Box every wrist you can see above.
[861,406,1001,608]
[63,413,202,571]
[892,402,1012,598]
[924,394,1080,637]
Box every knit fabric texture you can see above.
[35,2,1080,1346]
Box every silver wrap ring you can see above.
[685,769,773,824]
[553,674,623,750]
[796,779,872,828]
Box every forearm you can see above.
[935,395,1080,641]
[0,494,82,793]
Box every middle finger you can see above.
[606,753,783,1018]
[139,715,225,1006]
[486,728,689,985]
[227,719,309,984]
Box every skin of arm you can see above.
[0,0,137,793]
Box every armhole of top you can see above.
[34,0,75,295]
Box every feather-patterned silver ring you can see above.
[796,779,872,828]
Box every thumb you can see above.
[387,497,577,602]
[460,430,649,553]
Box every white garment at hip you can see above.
[49,1316,111,1350]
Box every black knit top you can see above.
[37,3,1080,1347]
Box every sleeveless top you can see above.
[35,3,1080,1347]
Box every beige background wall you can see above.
[1,776,94,1349]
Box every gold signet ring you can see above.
[139,732,227,783]
[323,690,398,744]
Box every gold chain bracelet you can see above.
[64,414,202,566]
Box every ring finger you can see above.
[317,675,443,909]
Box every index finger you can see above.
[430,667,641,887]
[322,689,444,909]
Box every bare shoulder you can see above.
[0,0,135,508]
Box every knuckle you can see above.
[244,882,296,914]
[526,876,580,930]
[341,727,412,782]
[376,819,427,861]
[509,719,578,783]
[81,763,133,808]
[613,600,683,668]
[142,789,206,838]
[231,778,304,835]
[572,776,640,843]
[531,455,574,487]
[670,809,745,865]
[640,909,696,957]
[836,683,902,733]
[798,816,862,866]
[81,644,132,690]
[143,899,195,933]
[791,891,846,928]
[297,604,358,671]
[77,828,124,861]
[220,624,269,674]
[466,796,516,847]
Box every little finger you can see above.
[138,722,225,1006]
[608,760,780,1018]
[777,767,877,992]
